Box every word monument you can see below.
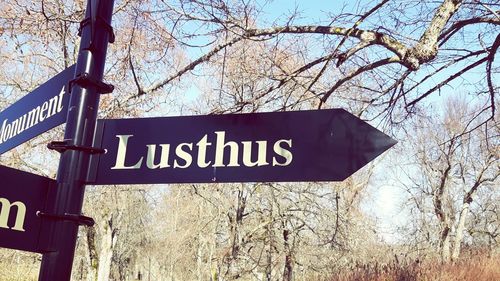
[0,65,75,154]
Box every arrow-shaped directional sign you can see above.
[0,165,55,253]
[88,109,396,185]
[0,65,75,155]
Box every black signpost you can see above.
[37,0,115,280]
[0,0,397,280]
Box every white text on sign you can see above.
[110,131,293,170]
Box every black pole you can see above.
[38,0,115,280]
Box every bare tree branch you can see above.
[486,33,500,118]
[318,57,400,108]
[405,56,489,109]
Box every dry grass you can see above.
[330,254,500,281]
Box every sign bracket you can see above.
[78,16,115,44]
[37,212,95,227]
[47,140,106,155]
[69,72,114,94]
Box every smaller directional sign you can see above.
[0,65,76,155]
[0,165,55,253]
[88,109,396,185]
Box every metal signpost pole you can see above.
[38,0,115,280]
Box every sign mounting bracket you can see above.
[69,72,114,94]
[37,212,95,227]
[47,140,106,155]
[78,16,115,44]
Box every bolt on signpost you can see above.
[38,0,115,280]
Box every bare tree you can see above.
[117,0,500,126]
[399,97,499,262]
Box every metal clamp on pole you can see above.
[78,16,115,43]
[69,73,114,94]
[37,212,95,227]
[47,140,106,155]
[77,17,92,37]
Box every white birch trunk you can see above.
[452,202,470,261]
[168,195,179,281]
[197,232,203,281]
[441,233,451,262]
[97,219,116,281]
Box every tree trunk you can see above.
[434,163,452,262]
[266,225,272,281]
[440,225,451,262]
[451,201,470,261]
[226,187,246,278]
[282,229,293,281]
[168,196,179,281]
[86,227,99,281]
[197,231,203,281]
[97,218,117,281]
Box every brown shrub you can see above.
[328,253,499,281]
